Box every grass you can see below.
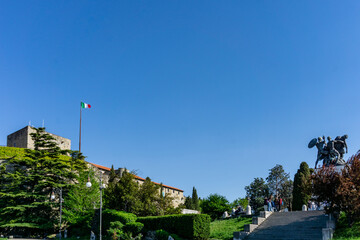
[333,212,360,240]
[0,238,8,240]
[210,217,252,240]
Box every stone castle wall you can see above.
[7,126,71,150]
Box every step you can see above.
[252,217,265,225]
[246,211,327,240]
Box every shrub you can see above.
[138,214,210,240]
[155,229,169,240]
[123,222,144,236]
[102,209,137,233]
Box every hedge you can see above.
[102,209,137,233]
[138,214,210,240]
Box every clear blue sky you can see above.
[1,1,360,202]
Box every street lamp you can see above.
[86,172,105,240]
[51,187,63,240]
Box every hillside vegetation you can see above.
[210,217,252,240]
[0,146,71,160]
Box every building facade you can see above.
[7,126,71,150]
[90,163,185,207]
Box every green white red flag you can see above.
[81,102,91,109]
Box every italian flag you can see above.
[81,102,91,109]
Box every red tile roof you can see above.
[90,162,111,171]
[89,162,184,192]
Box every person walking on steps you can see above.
[268,195,273,212]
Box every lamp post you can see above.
[86,172,105,240]
[51,187,63,240]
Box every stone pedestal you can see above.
[252,217,265,225]
[260,211,272,218]
[322,228,334,240]
[244,224,257,233]
[246,205,252,215]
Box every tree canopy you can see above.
[245,177,269,213]
[200,194,230,220]
[0,127,87,235]
[292,162,311,211]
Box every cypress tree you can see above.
[191,187,200,210]
[108,165,117,183]
[292,162,312,211]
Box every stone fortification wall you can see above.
[7,127,29,148]
[7,126,71,150]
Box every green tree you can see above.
[266,164,290,197]
[104,165,119,210]
[292,162,311,211]
[62,169,100,236]
[200,194,230,220]
[137,177,159,216]
[231,198,248,210]
[245,177,269,213]
[104,169,140,213]
[157,189,179,216]
[184,196,192,209]
[191,187,200,211]
[0,127,87,235]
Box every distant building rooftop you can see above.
[89,162,184,192]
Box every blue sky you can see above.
[1,1,360,202]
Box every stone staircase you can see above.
[245,211,328,240]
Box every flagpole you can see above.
[79,102,82,153]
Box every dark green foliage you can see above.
[104,170,140,213]
[138,214,211,240]
[279,178,294,210]
[107,221,144,240]
[292,162,311,211]
[137,177,160,216]
[108,165,117,183]
[183,187,200,211]
[0,127,87,235]
[333,212,360,239]
[102,209,137,233]
[107,220,124,238]
[266,164,292,198]
[245,178,269,213]
[103,166,119,211]
[123,222,144,236]
[110,221,125,230]
[191,187,200,211]
[184,196,192,209]
[105,172,179,216]
[155,229,170,240]
[267,164,294,210]
[201,194,230,220]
